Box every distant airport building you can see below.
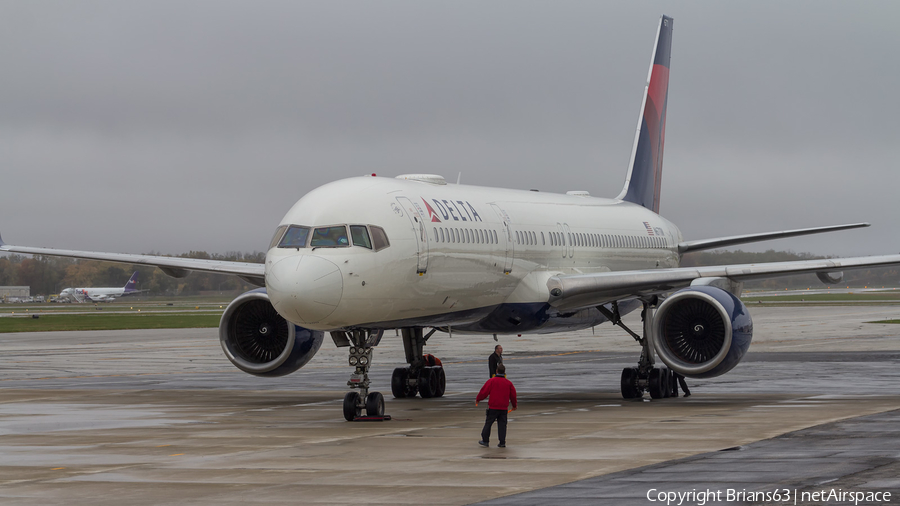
[0,286,30,302]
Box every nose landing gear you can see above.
[340,329,386,421]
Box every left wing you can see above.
[548,254,900,311]
[0,234,266,287]
[677,223,870,254]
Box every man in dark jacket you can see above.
[488,344,503,377]
[476,363,517,448]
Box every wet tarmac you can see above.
[0,305,898,505]
[475,409,900,505]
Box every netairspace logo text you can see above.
[646,488,892,505]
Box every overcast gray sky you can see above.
[2,1,898,257]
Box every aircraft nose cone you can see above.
[266,255,343,325]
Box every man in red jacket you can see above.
[475,363,517,448]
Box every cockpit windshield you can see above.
[274,224,388,251]
[350,225,372,249]
[278,225,310,248]
[269,225,288,249]
[310,226,350,247]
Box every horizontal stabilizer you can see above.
[677,223,870,254]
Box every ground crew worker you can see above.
[671,370,691,397]
[476,363,517,448]
[488,344,503,377]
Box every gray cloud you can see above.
[1,1,898,257]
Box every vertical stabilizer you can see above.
[124,271,139,293]
[617,15,673,214]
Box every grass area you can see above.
[0,301,229,314]
[742,292,900,302]
[868,320,900,324]
[0,313,221,333]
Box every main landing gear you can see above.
[391,328,446,399]
[334,329,386,421]
[599,299,674,400]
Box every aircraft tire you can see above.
[343,391,361,421]
[434,367,446,397]
[365,392,385,417]
[418,368,437,398]
[391,367,409,398]
[648,368,665,399]
[660,367,671,398]
[621,367,641,399]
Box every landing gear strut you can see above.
[599,300,672,400]
[391,328,446,399]
[340,329,386,421]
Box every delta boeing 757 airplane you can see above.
[3,15,900,420]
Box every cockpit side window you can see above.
[311,226,350,247]
[350,225,372,249]
[278,225,310,248]
[269,225,288,250]
[370,226,390,251]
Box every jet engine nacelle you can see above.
[652,286,752,379]
[816,271,843,284]
[219,288,325,377]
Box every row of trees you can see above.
[0,251,264,297]
[2,248,898,297]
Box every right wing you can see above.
[0,234,265,287]
[548,254,900,311]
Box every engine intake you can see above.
[652,286,752,379]
[219,288,325,377]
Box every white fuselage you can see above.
[265,176,683,333]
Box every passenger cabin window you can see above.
[370,226,390,251]
[311,226,349,247]
[278,225,310,248]
[350,225,372,249]
[269,225,288,249]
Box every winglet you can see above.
[0,232,5,248]
[617,15,673,214]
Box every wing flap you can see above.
[548,254,900,311]
[0,243,266,286]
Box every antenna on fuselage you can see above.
[456,172,462,185]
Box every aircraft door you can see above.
[395,197,429,274]
[562,223,574,259]
[490,204,514,274]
